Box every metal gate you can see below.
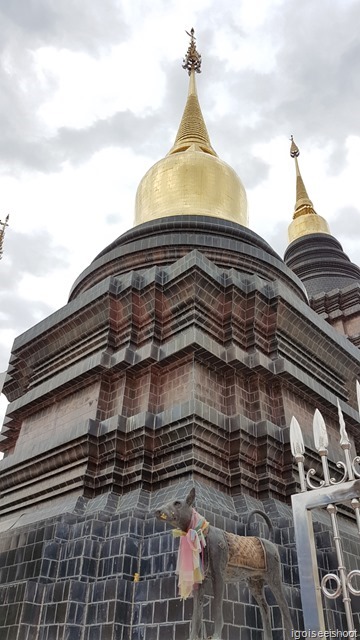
[290,384,360,633]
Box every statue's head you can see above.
[155,487,195,532]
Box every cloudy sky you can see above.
[1,0,360,425]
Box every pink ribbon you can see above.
[173,509,208,599]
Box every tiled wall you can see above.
[0,488,359,639]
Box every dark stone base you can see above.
[0,484,359,639]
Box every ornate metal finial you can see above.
[356,380,360,417]
[0,214,9,260]
[337,399,350,447]
[182,28,202,75]
[290,135,300,158]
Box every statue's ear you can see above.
[186,488,195,506]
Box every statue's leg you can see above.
[268,581,293,638]
[247,577,272,640]
[211,574,224,640]
[266,548,293,638]
[190,582,205,640]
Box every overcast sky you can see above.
[1,0,360,425]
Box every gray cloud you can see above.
[330,206,360,239]
[3,228,69,279]
[0,0,128,173]
[251,0,360,170]
[54,110,167,166]
[0,229,68,361]
[0,292,52,332]
[0,0,126,54]
[264,220,289,258]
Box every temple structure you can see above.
[0,31,359,639]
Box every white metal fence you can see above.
[290,383,360,633]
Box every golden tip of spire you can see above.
[289,136,312,211]
[290,135,300,158]
[287,137,331,243]
[167,27,215,157]
[183,28,202,75]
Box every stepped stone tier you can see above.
[1,32,360,640]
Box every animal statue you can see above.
[155,488,293,640]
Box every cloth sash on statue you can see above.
[172,508,209,599]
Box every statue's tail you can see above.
[246,509,274,541]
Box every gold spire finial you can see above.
[0,214,9,261]
[287,137,330,243]
[290,135,299,158]
[182,28,202,75]
[167,28,216,156]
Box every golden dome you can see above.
[288,137,330,243]
[134,30,248,227]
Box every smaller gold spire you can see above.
[0,214,9,261]
[290,136,316,218]
[288,137,330,243]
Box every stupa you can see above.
[0,30,359,640]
